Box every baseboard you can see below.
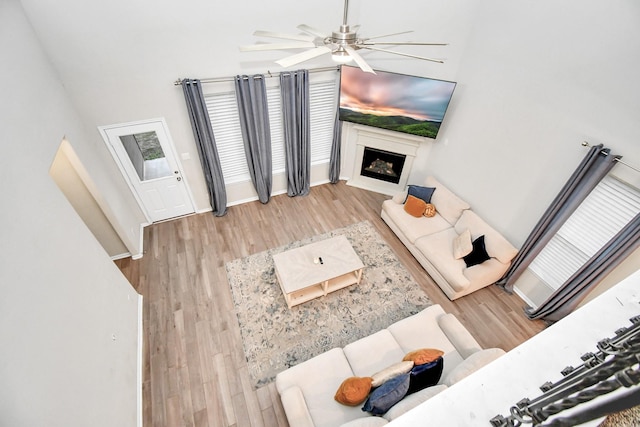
[196,206,213,214]
[137,294,144,427]
[110,252,131,261]
[131,222,150,260]
[513,286,537,310]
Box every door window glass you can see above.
[119,131,172,181]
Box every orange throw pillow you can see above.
[334,376,373,406]
[403,348,445,365]
[404,195,427,217]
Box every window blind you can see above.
[529,175,640,290]
[204,78,338,185]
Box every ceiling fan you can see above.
[239,0,447,74]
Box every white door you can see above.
[100,118,195,223]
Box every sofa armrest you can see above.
[280,386,316,427]
[391,190,408,204]
[463,258,510,288]
[437,313,482,359]
[441,348,506,386]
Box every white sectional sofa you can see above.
[381,176,518,300]
[275,304,505,427]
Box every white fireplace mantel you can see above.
[346,125,422,195]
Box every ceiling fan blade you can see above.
[360,46,444,63]
[275,46,332,68]
[239,41,316,52]
[296,24,329,39]
[361,41,448,46]
[253,30,316,43]
[343,45,375,74]
[362,30,414,41]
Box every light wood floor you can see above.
[115,181,547,427]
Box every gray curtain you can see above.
[235,74,272,203]
[329,110,342,184]
[181,79,227,216]
[525,212,640,322]
[280,70,311,196]
[497,144,620,292]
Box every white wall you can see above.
[0,2,140,426]
[50,140,129,258]
[426,0,640,298]
[19,0,480,209]
[425,0,640,247]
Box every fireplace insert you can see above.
[360,147,406,184]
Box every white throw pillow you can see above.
[371,361,414,387]
[452,229,473,259]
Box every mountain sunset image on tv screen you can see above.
[339,65,456,139]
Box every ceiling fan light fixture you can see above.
[331,46,353,63]
[243,0,447,73]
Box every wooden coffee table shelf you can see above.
[273,235,364,308]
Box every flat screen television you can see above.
[338,65,456,139]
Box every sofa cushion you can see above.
[381,199,451,244]
[404,195,427,217]
[425,176,470,225]
[382,384,447,421]
[414,229,470,292]
[463,235,491,267]
[407,356,444,394]
[407,185,435,204]
[362,373,410,416]
[335,377,374,406]
[386,305,464,383]
[343,330,406,378]
[454,210,518,264]
[371,361,414,387]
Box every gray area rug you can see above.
[226,220,432,388]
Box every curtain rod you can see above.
[582,141,640,173]
[173,66,340,86]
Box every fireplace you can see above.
[360,147,406,184]
[346,125,421,195]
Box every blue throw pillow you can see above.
[407,356,444,395]
[463,235,491,267]
[405,185,436,204]
[362,372,410,416]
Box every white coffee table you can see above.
[273,235,364,308]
